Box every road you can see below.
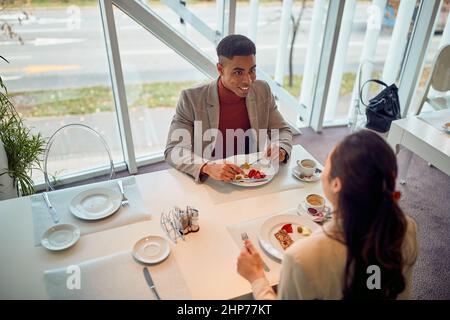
[1,2,441,92]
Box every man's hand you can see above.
[201,162,244,181]
[265,145,287,163]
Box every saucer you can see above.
[297,201,332,223]
[41,223,80,251]
[132,235,170,265]
[292,167,321,182]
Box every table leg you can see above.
[398,147,413,185]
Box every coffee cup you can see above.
[296,159,317,177]
[305,194,325,214]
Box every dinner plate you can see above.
[226,153,276,187]
[292,166,321,182]
[132,235,170,264]
[258,214,318,261]
[69,188,122,220]
[41,223,80,251]
[297,201,332,223]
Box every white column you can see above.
[382,0,416,85]
[274,0,293,85]
[298,0,326,111]
[441,10,450,47]
[248,0,259,43]
[347,0,387,120]
[324,0,357,121]
[309,0,345,131]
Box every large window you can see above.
[113,4,210,161]
[1,1,124,185]
[323,0,415,126]
[1,0,446,190]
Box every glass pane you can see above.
[1,1,124,185]
[323,0,417,126]
[113,5,209,160]
[237,1,328,98]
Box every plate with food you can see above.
[227,154,276,187]
[258,214,319,261]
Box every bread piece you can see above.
[274,229,294,250]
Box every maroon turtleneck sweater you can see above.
[216,78,251,159]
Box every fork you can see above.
[241,232,270,272]
[117,180,129,206]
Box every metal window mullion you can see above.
[99,0,138,174]
[309,0,346,132]
[398,0,442,117]
[162,0,220,44]
[112,0,217,78]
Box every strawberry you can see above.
[281,223,293,233]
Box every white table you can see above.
[387,109,450,182]
[0,145,324,300]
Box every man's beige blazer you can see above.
[164,78,293,182]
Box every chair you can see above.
[43,123,115,191]
[415,44,450,114]
[398,45,450,184]
[349,59,375,132]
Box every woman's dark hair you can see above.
[216,34,256,61]
[329,130,407,299]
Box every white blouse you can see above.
[251,216,418,300]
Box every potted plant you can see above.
[0,56,46,200]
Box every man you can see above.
[165,34,293,183]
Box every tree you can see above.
[0,0,32,45]
[288,0,308,87]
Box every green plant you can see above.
[0,56,46,196]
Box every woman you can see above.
[237,130,418,299]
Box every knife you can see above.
[143,267,161,300]
[42,192,60,224]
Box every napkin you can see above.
[43,250,191,300]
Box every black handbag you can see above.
[360,79,401,133]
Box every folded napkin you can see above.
[204,145,321,204]
[32,176,150,246]
[43,251,191,300]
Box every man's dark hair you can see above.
[216,34,256,62]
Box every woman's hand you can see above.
[237,240,266,283]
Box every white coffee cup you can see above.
[305,194,325,214]
[296,159,317,177]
